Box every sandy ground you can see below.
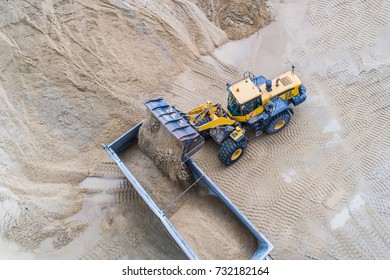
[1,0,389,259]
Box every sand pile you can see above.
[0,0,228,185]
[0,0,270,258]
[191,0,270,40]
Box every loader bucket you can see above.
[144,97,204,162]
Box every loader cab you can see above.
[226,71,306,122]
[226,75,264,122]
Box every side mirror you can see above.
[225,83,231,91]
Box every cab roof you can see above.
[229,71,302,104]
[229,77,261,104]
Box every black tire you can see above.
[196,116,211,139]
[264,111,291,134]
[218,138,247,165]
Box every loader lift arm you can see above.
[186,102,237,132]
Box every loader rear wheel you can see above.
[218,138,247,165]
[265,111,291,134]
[196,117,211,139]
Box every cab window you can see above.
[227,92,241,116]
[242,97,262,114]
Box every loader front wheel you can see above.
[265,111,291,134]
[218,138,247,165]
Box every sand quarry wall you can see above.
[0,0,268,258]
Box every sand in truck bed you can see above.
[120,143,257,259]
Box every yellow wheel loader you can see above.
[150,67,307,165]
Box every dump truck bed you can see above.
[120,144,256,259]
[103,122,273,259]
